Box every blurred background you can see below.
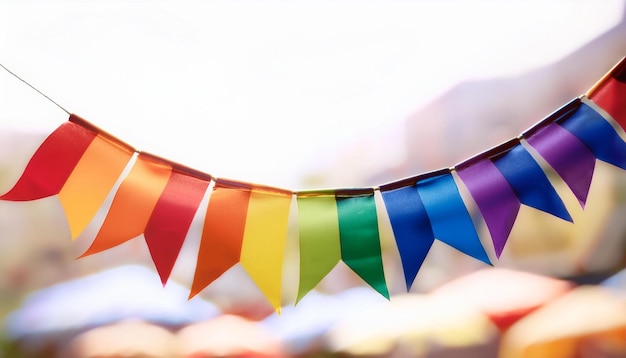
[1,0,626,357]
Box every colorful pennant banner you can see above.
[295,188,388,302]
[2,57,626,310]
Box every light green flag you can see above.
[296,192,341,303]
[296,190,389,303]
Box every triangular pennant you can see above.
[380,184,434,291]
[456,158,520,258]
[189,180,251,298]
[416,172,491,265]
[59,131,135,240]
[1,115,135,240]
[79,153,172,257]
[336,191,389,299]
[240,187,293,312]
[558,100,626,171]
[144,168,211,285]
[525,121,596,208]
[1,114,97,201]
[295,192,342,303]
[587,56,626,129]
[492,143,572,222]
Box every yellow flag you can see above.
[240,188,293,313]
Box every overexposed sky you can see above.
[0,0,623,188]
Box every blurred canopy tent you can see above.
[4,265,220,350]
[499,285,626,358]
[60,320,181,358]
[324,293,500,357]
[261,287,389,356]
[430,268,573,331]
[176,314,287,358]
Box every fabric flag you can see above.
[143,159,212,285]
[2,56,626,304]
[190,179,292,311]
[380,183,435,290]
[1,114,135,239]
[523,101,596,208]
[415,171,492,265]
[336,190,389,299]
[492,142,572,222]
[558,99,626,171]
[296,189,388,302]
[190,180,251,298]
[240,186,293,312]
[79,152,173,257]
[456,153,520,259]
[587,56,626,130]
[0,115,97,201]
[296,191,342,303]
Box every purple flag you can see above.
[525,122,596,208]
[456,159,520,258]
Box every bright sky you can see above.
[0,0,623,188]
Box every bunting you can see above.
[1,56,626,307]
[379,183,435,290]
[144,162,211,285]
[239,184,292,311]
[296,189,388,302]
[296,191,342,302]
[456,156,520,258]
[523,111,596,208]
[189,179,293,312]
[0,115,135,240]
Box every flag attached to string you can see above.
[523,101,597,208]
[240,185,293,312]
[79,153,174,257]
[562,99,626,171]
[336,189,388,299]
[143,161,212,285]
[380,169,491,289]
[296,189,388,302]
[1,56,626,305]
[189,180,252,298]
[296,191,342,302]
[380,180,436,290]
[456,153,520,259]
[1,115,135,240]
[491,141,572,222]
[416,171,492,265]
[586,57,626,129]
[455,135,574,259]
[190,179,292,312]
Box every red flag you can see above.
[1,114,96,200]
[144,164,211,285]
[587,56,626,129]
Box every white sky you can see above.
[0,0,623,189]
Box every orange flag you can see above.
[80,153,172,257]
[190,179,251,298]
[189,179,293,309]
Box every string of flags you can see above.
[1,56,625,312]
